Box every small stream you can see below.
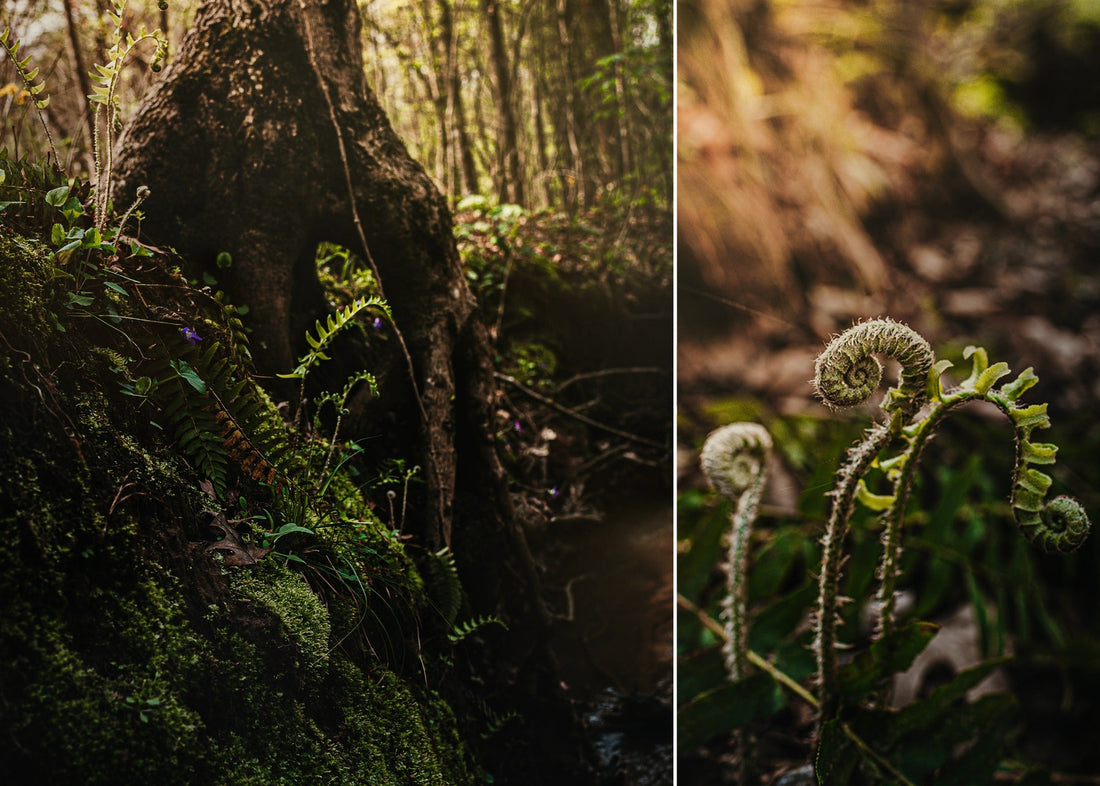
[543,497,674,784]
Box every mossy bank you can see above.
[0,224,479,784]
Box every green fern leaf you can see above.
[278,295,389,380]
[425,547,463,625]
[448,614,507,644]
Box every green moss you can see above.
[330,657,480,784]
[0,222,479,784]
[0,231,53,327]
[231,559,332,675]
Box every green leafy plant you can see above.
[0,27,57,164]
[88,0,168,229]
[681,318,1092,784]
[278,295,390,381]
[143,330,293,500]
[448,614,507,644]
[1,3,167,330]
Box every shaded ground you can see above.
[456,203,675,783]
[546,496,674,784]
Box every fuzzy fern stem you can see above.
[700,422,771,683]
[812,320,1091,728]
[815,423,892,720]
[811,319,935,720]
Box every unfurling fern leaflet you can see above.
[810,318,1091,725]
[813,318,934,420]
[278,295,390,380]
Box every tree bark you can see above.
[111,0,558,638]
[114,0,455,548]
[111,3,595,777]
[481,0,525,205]
[61,0,94,167]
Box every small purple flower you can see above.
[549,486,560,499]
[513,421,524,433]
[181,327,203,345]
[372,317,383,331]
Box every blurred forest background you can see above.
[678,0,1100,782]
[2,0,671,214]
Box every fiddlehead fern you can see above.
[700,422,772,683]
[1024,495,1090,554]
[812,319,935,717]
[813,318,934,419]
[811,319,1091,728]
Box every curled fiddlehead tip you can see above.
[1017,494,1091,555]
[700,422,772,502]
[701,422,771,685]
[813,318,935,415]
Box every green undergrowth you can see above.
[678,387,1100,781]
[0,219,478,782]
[454,198,673,504]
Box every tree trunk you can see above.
[112,0,589,778]
[61,0,94,169]
[438,0,480,195]
[481,0,525,205]
[111,0,578,723]
[555,0,586,210]
[114,0,456,547]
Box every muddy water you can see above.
[543,497,674,783]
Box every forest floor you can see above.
[455,202,675,783]
[679,125,1100,437]
[677,118,1100,784]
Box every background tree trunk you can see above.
[481,0,525,205]
[112,1,584,777]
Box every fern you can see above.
[468,694,521,740]
[0,27,58,164]
[448,614,507,644]
[210,289,252,368]
[147,348,229,494]
[313,370,378,419]
[278,295,390,380]
[146,334,294,499]
[423,546,462,625]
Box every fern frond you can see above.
[0,27,59,163]
[468,694,521,739]
[424,546,462,625]
[148,350,229,495]
[210,289,252,367]
[278,295,390,380]
[448,614,507,644]
[145,335,296,499]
